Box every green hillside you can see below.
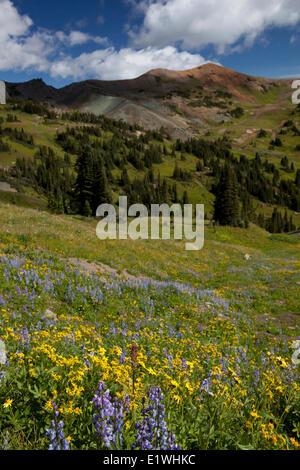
[0,100,300,230]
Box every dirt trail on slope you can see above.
[64,257,146,282]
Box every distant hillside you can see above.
[5,64,293,139]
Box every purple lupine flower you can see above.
[199,377,214,396]
[168,432,181,450]
[254,368,260,386]
[133,397,153,450]
[92,381,129,449]
[119,350,126,365]
[238,346,248,367]
[220,357,228,375]
[20,327,30,348]
[133,387,180,450]
[113,394,130,448]
[45,401,70,450]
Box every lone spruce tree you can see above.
[214,164,240,226]
[74,146,94,214]
[92,159,112,213]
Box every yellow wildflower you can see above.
[3,399,13,408]
[250,411,261,419]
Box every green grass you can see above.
[238,84,287,105]
[0,190,47,210]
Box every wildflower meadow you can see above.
[0,205,299,450]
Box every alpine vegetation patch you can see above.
[96,196,204,251]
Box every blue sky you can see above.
[0,0,300,87]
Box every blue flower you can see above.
[92,381,129,449]
[133,387,180,450]
[45,402,70,450]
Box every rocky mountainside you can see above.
[5,63,293,139]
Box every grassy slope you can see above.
[0,201,299,337]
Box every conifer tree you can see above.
[214,164,240,226]
[182,190,189,205]
[173,162,180,180]
[74,146,94,214]
[83,200,92,217]
[92,159,111,213]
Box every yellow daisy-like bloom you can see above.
[271,435,278,445]
[275,357,288,369]
[290,437,299,448]
[29,368,36,378]
[173,394,182,404]
[3,399,13,408]
[45,399,53,411]
[170,379,179,388]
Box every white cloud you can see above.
[0,0,47,71]
[0,11,54,72]
[49,46,207,80]
[129,0,300,53]
[0,1,108,74]
[0,0,32,39]
[56,30,108,47]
